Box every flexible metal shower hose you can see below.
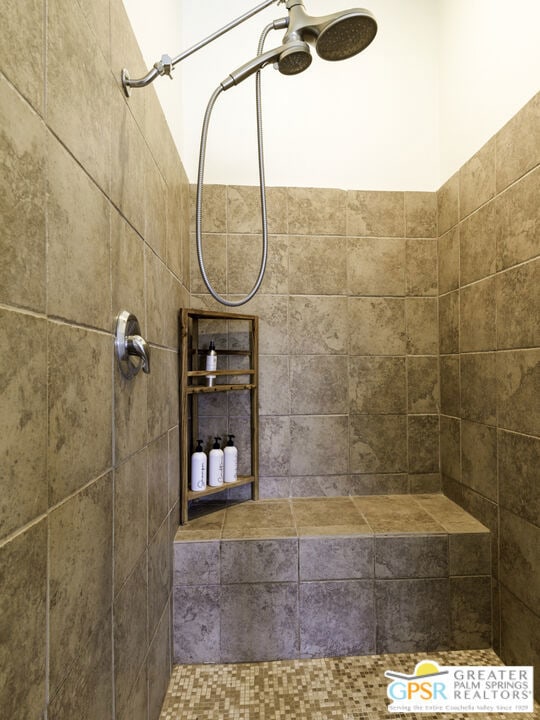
[195,24,273,306]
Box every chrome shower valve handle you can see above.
[115,311,151,378]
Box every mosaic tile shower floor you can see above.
[159,649,538,720]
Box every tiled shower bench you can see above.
[173,494,492,663]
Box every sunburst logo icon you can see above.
[385,660,449,706]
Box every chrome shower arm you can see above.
[121,0,287,97]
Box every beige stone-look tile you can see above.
[290,415,349,476]
[114,553,148,715]
[289,296,348,355]
[438,226,459,294]
[76,0,110,64]
[292,497,363,527]
[408,415,439,474]
[460,200,497,286]
[228,234,288,295]
[498,429,539,528]
[348,237,406,296]
[440,415,461,482]
[461,420,497,502]
[349,297,405,356]
[259,416,290,477]
[497,259,540,349]
[500,587,540,700]
[48,323,112,506]
[496,165,540,270]
[0,310,47,541]
[407,356,439,413]
[166,167,185,282]
[413,493,488,533]
[221,538,297,584]
[229,294,288,356]
[349,415,407,474]
[114,355,148,465]
[168,426,180,511]
[347,190,404,237]
[376,577,449,653]
[149,519,170,638]
[460,277,497,352]
[300,580,375,658]
[289,235,347,295]
[145,151,168,261]
[221,582,297,662]
[190,184,226,233]
[353,495,444,534]
[288,187,345,235]
[146,247,182,348]
[500,509,540,613]
[110,0,147,126]
[449,533,491,576]
[405,238,438,296]
[114,450,147,593]
[405,192,437,238]
[300,536,373,580]
[0,520,46,720]
[47,133,111,330]
[47,0,113,193]
[437,172,459,236]
[48,611,113,720]
[349,474,409,496]
[349,356,406,414]
[291,356,348,414]
[259,355,289,416]
[439,291,459,354]
[461,352,497,426]
[111,211,145,328]
[0,75,46,311]
[459,138,496,219]
[228,186,288,235]
[116,663,147,720]
[49,474,113,694]
[408,473,442,494]
[147,347,177,442]
[375,534,447,578]
[439,355,460,417]
[148,601,171,718]
[0,0,44,113]
[290,476,351,498]
[406,298,438,355]
[497,349,540,436]
[224,500,293,531]
[110,90,146,233]
[450,576,491,649]
[189,231,226,292]
[148,434,169,540]
[496,92,540,192]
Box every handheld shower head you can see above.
[284,0,377,62]
[277,39,312,75]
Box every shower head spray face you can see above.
[284,0,377,62]
[278,40,312,75]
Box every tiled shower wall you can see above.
[191,186,441,499]
[437,93,539,697]
[0,1,189,718]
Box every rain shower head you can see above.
[283,0,377,62]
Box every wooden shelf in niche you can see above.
[178,308,259,525]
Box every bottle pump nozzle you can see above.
[213,436,221,449]
[227,434,235,446]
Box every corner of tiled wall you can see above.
[0,0,190,717]
[437,92,539,699]
[188,183,441,500]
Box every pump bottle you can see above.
[208,437,224,487]
[190,440,207,492]
[224,434,238,483]
[205,341,217,387]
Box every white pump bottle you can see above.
[208,436,224,487]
